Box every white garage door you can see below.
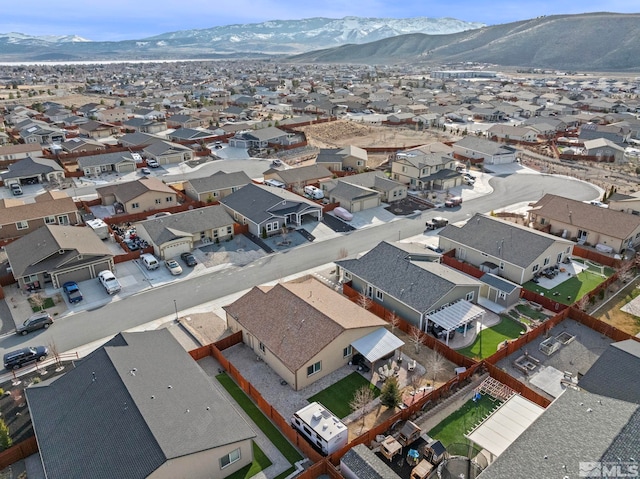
[362,197,381,210]
[161,241,191,259]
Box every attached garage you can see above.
[159,240,192,259]
[54,267,94,288]
[115,161,136,173]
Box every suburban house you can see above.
[0,143,42,165]
[135,205,235,258]
[77,151,138,176]
[315,146,369,172]
[95,106,129,123]
[391,147,460,191]
[452,136,518,165]
[1,157,65,186]
[78,120,120,139]
[228,126,293,150]
[166,114,203,129]
[336,241,484,333]
[143,140,194,165]
[583,138,626,163]
[26,329,256,479]
[220,183,322,237]
[320,171,407,212]
[184,171,252,202]
[96,177,178,215]
[224,277,398,390]
[438,213,574,285]
[122,118,167,134]
[59,137,106,154]
[119,132,164,148]
[486,124,539,143]
[0,191,81,241]
[607,191,640,215]
[5,224,115,290]
[263,164,333,189]
[527,194,640,254]
[166,128,218,143]
[18,121,65,145]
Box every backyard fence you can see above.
[0,436,38,471]
[483,363,551,408]
[573,245,621,268]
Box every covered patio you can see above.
[426,300,486,346]
[351,328,405,365]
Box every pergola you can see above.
[426,299,486,346]
[351,328,405,363]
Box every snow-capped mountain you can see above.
[0,32,91,44]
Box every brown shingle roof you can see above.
[96,177,175,204]
[224,278,385,372]
[0,192,78,225]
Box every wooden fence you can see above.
[0,436,38,471]
[440,255,485,279]
[573,245,621,268]
[519,289,568,314]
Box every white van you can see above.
[140,253,160,270]
[304,185,324,199]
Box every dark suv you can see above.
[16,311,53,336]
[4,346,49,370]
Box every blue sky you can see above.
[3,0,638,41]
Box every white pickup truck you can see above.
[98,270,121,295]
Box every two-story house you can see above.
[96,177,178,215]
[392,147,460,191]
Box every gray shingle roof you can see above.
[76,151,136,168]
[136,205,234,245]
[439,214,570,268]
[454,136,517,155]
[270,164,333,185]
[578,339,640,405]
[187,171,252,195]
[340,444,401,479]
[26,329,255,479]
[143,140,192,156]
[479,273,520,294]
[336,241,475,313]
[220,183,321,225]
[1,157,63,181]
[330,181,379,201]
[478,388,640,479]
[119,132,163,146]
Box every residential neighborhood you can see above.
[0,57,639,479]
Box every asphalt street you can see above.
[0,172,599,364]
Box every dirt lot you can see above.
[297,120,457,169]
[592,278,640,335]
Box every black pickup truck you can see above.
[425,217,449,230]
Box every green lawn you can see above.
[216,373,303,465]
[29,297,55,312]
[307,372,380,418]
[457,318,525,359]
[225,442,272,479]
[428,395,501,448]
[523,260,614,305]
[515,304,550,321]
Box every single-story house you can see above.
[0,143,43,165]
[184,171,252,203]
[528,193,640,254]
[96,177,178,215]
[315,146,369,172]
[122,118,167,134]
[228,127,291,149]
[452,136,518,165]
[135,205,235,258]
[224,277,397,390]
[77,151,137,176]
[5,224,115,290]
[26,329,256,479]
[118,132,164,148]
[78,120,120,139]
[1,156,65,186]
[166,128,217,143]
[583,138,626,163]
[59,137,106,154]
[166,114,203,129]
[486,124,539,143]
[0,191,81,241]
[336,241,484,332]
[220,183,322,237]
[607,191,640,215]
[263,164,333,190]
[438,213,574,285]
[143,140,194,165]
[320,171,406,212]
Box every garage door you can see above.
[117,163,135,173]
[55,267,93,288]
[362,197,380,210]
[351,201,362,213]
[161,241,191,259]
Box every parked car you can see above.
[16,312,53,336]
[146,159,160,168]
[426,244,444,254]
[140,167,151,175]
[4,346,49,370]
[425,217,449,230]
[180,252,197,267]
[10,183,23,196]
[165,259,183,275]
[270,159,283,167]
[445,196,463,208]
[98,270,121,295]
[62,281,83,304]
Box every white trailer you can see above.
[291,402,348,455]
[86,219,110,240]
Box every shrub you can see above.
[0,418,12,450]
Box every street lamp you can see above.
[174,299,178,321]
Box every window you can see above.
[465,291,474,301]
[57,215,69,225]
[44,216,56,224]
[543,257,550,266]
[557,253,563,263]
[498,291,507,300]
[344,271,351,280]
[16,220,28,230]
[307,361,321,377]
[165,196,173,202]
[266,221,279,232]
[259,342,265,353]
[343,345,352,358]
[533,264,539,272]
[227,226,232,234]
[213,191,220,197]
[540,218,546,225]
[155,198,162,204]
[376,290,383,300]
[131,202,140,209]
[220,448,241,469]
[499,261,505,270]
[366,285,373,298]
[402,166,407,173]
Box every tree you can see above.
[409,326,425,354]
[349,386,376,431]
[426,350,447,387]
[357,292,372,311]
[575,294,590,312]
[387,311,401,333]
[617,258,636,283]
[0,418,11,450]
[29,293,47,312]
[380,377,401,409]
